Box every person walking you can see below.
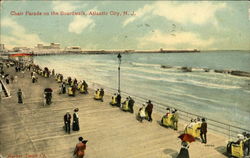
[145,100,153,122]
[73,108,80,131]
[73,137,87,158]
[64,111,71,134]
[177,141,190,158]
[17,89,23,104]
[200,118,207,144]
[172,109,179,130]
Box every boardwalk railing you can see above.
[88,81,250,140]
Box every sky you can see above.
[0,1,250,50]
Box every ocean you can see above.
[33,51,250,130]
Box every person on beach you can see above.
[146,100,153,122]
[73,108,80,131]
[177,141,190,158]
[200,118,207,144]
[17,89,23,104]
[73,137,87,158]
[64,111,71,134]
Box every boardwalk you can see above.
[0,66,228,158]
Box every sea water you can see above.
[34,51,250,129]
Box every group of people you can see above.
[58,76,88,97]
[137,100,154,122]
[161,107,179,130]
[2,59,211,158]
[94,88,104,101]
[121,96,135,113]
[110,94,135,113]
[184,117,207,143]
[64,108,80,134]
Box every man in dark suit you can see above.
[146,100,153,122]
[200,118,207,144]
[64,111,71,134]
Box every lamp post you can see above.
[117,53,122,94]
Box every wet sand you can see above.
[0,65,228,158]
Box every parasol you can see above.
[44,88,53,93]
[178,133,195,143]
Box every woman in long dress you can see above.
[177,141,190,158]
[73,108,80,131]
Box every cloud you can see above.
[68,16,95,34]
[123,4,153,26]
[137,30,214,49]
[52,2,83,12]
[2,18,46,48]
[123,2,227,27]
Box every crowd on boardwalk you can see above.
[1,59,249,158]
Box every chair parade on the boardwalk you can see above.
[1,59,250,158]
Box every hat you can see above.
[147,100,151,103]
[74,108,79,112]
[79,137,83,141]
[202,118,206,122]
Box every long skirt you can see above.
[72,120,80,131]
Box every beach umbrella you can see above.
[178,133,195,143]
[44,88,53,93]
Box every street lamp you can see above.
[117,53,122,94]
